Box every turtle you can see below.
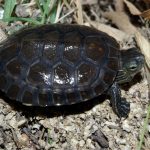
[0,24,144,118]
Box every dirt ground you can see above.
[0,0,150,150]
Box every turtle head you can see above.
[117,48,144,84]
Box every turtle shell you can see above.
[0,24,120,106]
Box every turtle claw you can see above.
[116,98,130,118]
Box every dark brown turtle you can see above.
[0,24,144,117]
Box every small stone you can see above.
[32,124,41,130]
[0,114,4,124]
[79,140,85,147]
[124,145,131,150]
[15,4,32,17]
[8,116,18,129]
[116,138,126,145]
[71,138,78,146]
[86,138,95,149]
[17,119,27,128]
[38,139,46,148]
[0,129,4,145]
[19,133,29,146]
[122,120,131,132]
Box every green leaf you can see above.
[3,0,16,22]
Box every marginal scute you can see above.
[42,31,59,41]
[53,93,65,105]
[108,46,119,58]
[80,90,92,101]
[104,36,119,48]
[0,75,7,90]
[107,58,119,71]
[23,32,40,40]
[85,37,105,62]
[28,62,51,86]
[7,84,20,99]
[6,59,22,77]
[77,63,96,85]
[67,92,78,104]
[64,31,81,43]
[0,43,17,62]
[39,92,49,106]
[22,90,33,105]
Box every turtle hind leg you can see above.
[107,82,130,118]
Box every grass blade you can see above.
[3,17,41,25]
[3,0,16,22]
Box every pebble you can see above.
[116,138,126,145]
[0,131,4,145]
[124,145,131,150]
[71,138,78,146]
[79,140,85,147]
[8,116,18,129]
[32,124,41,130]
[19,133,29,146]
[122,120,131,133]
[0,114,4,124]
[15,4,32,17]
[17,119,27,128]
[86,138,95,149]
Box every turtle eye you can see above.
[127,61,138,71]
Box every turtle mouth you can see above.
[116,70,132,84]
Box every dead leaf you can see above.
[124,0,141,15]
[76,0,83,25]
[115,0,124,12]
[143,0,150,4]
[90,21,129,42]
[103,11,137,34]
[135,31,150,69]
[82,0,98,5]
[140,9,150,19]
[124,0,150,20]
[83,11,129,41]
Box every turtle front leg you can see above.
[107,82,130,118]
